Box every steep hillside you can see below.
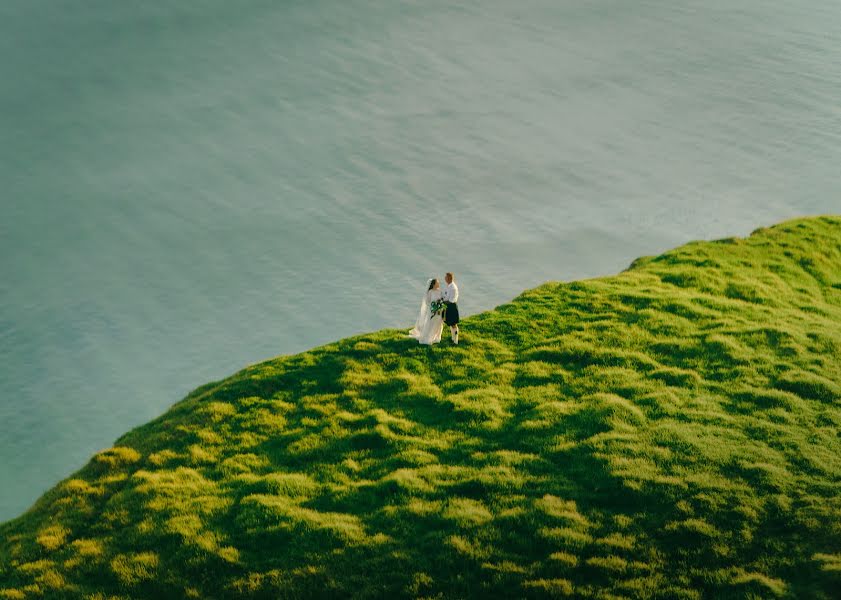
[2,217,841,599]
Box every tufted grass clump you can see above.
[1,216,841,598]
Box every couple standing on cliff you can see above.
[409,272,460,346]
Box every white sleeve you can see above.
[451,284,459,303]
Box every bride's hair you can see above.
[428,278,438,291]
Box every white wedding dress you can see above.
[409,288,444,345]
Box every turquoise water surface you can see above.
[2,0,840,520]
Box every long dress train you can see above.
[409,288,444,345]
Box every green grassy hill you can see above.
[2,217,841,599]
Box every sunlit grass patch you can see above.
[539,527,593,550]
[516,361,568,386]
[393,448,439,466]
[442,498,493,527]
[35,525,70,552]
[147,449,182,467]
[132,467,216,497]
[716,567,788,597]
[447,386,513,428]
[59,479,100,497]
[261,472,320,497]
[665,518,721,539]
[775,369,841,402]
[730,386,804,411]
[517,396,576,431]
[187,444,218,465]
[534,496,589,527]
[584,554,630,573]
[521,577,574,596]
[69,538,104,558]
[548,551,578,567]
[594,533,636,551]
[161,513,203,539]
[219,452,269,475]
[91,447,141,471]
[733,460,792,491]
[571,393,646,435]
[238,495,367,544]
[199,400,237,422]
[813,552,841,573]
[649,366,703,388]
[110,552,159,586]
[246,407,289,434]
[399,497,443,517]
[446,535,491,560]
[378,468,436,494]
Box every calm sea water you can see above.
[1,0,839,521]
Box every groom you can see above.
[442,272,460,344]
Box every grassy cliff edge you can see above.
[2,217,841,599]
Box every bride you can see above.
[409,278,444,345]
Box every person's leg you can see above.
[451,325,459,344]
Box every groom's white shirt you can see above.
[443,281,459,303]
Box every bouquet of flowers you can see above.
[429,298,447,318]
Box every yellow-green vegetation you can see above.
[2,216,841,599]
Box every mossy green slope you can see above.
[3,217,841,599]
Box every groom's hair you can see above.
[446,272,454,280]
